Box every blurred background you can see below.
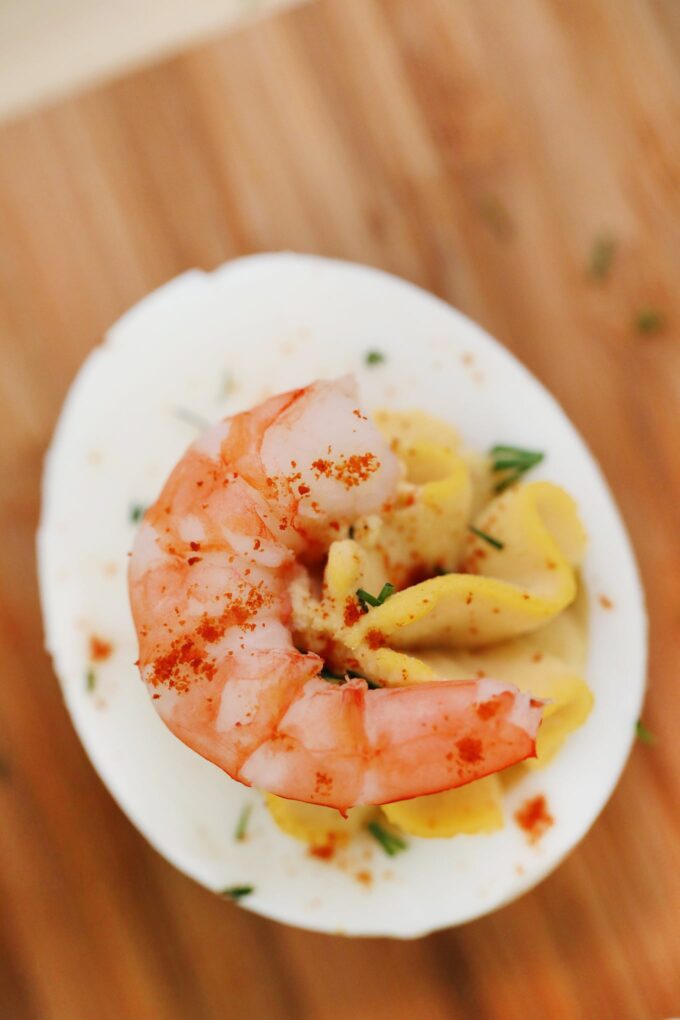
[1,1,679,1018]
[0,0,301,120]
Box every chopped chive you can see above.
[234,804,252,842]
[221,885,254,901]
[493,473,520,493]
[356,583,396,611]
[368,821,408,857]
[490,445,545,461]
[588,235,616,281]
[365,350,386,366]
[174,406,211,430]
[636,720,655,745]
[634,308,664,336]
[490,444,544,493]
[348,525,356,540]
[469,525,504,550]
[479,195,514,239]
[492,455,543,471]
[490,445,538,455]
[129,503,146,524]
[86,668,96,692]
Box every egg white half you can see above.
[38,254,647,937]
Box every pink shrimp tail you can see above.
[237,673,543,810]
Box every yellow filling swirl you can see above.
[270,410,591,845]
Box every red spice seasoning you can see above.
[343,597,363,627]
[456,736,484,764]
[151,584,271,692]
[151,635,217,693]
[337,453,380,487]
[309,834,337,861]
[311,453,380,489]
[366,628,386,650]
[310,845,334,860]
[311,457,332,477]
[476,698,501,721]
[89,635,112,662]
[515,795,554,844]
[314,772,333,795]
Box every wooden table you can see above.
[1,1,679,1017]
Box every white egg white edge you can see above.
[37,253,648,938]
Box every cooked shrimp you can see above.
[129,377,542,810]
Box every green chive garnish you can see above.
[490,444,544,493]
[129,503,146,524]
[479,195,513,239]
[86,668,96,692]
[634,308,664,336]
[356,583,396,611]
[368,821,408,857]
[234,804,252,842]
[221,885,254,901]
[348,524,356,540]
[174,406,211,430]
[365,350,386,366]
[588,235,616,281]
[469,525,504,550]
[636,720,655,745]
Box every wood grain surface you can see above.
[1,0,679,1017]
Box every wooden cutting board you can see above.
[1,0,679,1017]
